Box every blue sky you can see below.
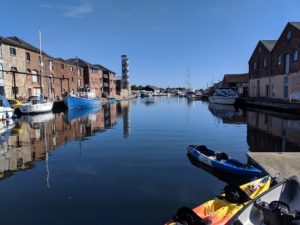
[1,0,300,88]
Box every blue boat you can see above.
[64,107,101,123]
[63,88,100,109]
[187,145,261,177]
[107,98,116,104]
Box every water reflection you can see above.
[207,103,300,152]
[0,101,131,181]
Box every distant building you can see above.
[222,73,249,96]
[249,22,300,101]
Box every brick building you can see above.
[249,22,300,101]
[67,58,103,97]
[0,36,85,100]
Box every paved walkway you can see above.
[248,152,300,179]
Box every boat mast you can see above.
[39,29,44,96]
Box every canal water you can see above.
[1,97,300,225]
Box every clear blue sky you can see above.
[1,0,300,89]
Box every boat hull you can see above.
[0,107,14,120]
[230,176,300,225]
[63,96,101,109]
[208,96,238,105]
[19,102,53,114]
[187,145,261,176]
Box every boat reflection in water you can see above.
[187,154,254,186]
[207,103,300,152]
[208,102,246,124]
[0,101,130,181]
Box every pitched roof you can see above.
[223,73,248,83]
[290,22,300,30]
[6,36,41,53]
[260,40,276,51]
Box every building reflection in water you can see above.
[208,103,300,152]
[0,101,130,181]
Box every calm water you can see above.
[1,97,300,225]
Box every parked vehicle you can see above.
[230,176,300,225]
[208,88,239,105]
[187,145,261,177]
[167,176,271,225]
[7,99,22,109]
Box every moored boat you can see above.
[0,95,14,119]
[187,145,261,177]
[230,176,300,225]
[208,88,238,105]
[167,176,271,225]
[63,88,101,109]
[19,96,53,114]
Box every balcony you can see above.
[103,74,109,79]
[103,82,109,87]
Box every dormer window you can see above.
[263,58,267,67]
[277,55,282,65]
[287,31,291,40]
[293,49,298,61]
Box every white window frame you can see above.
[32,70,38,83]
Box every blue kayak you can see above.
[187,145,261,177]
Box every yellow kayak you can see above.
[193,176,271,225]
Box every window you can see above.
[263,58,267,68]
[277,55,282,65]
[253,62,257,70]
[70,66,73,71]
[71,77,74,82]
[11,67,17,71]
[61,63,64,69]
[49,61,53,71]
[26,52,30,61]
[91,68,98,73]
[287,31,291,40]
[32,70,38,83]
[10,47,16,56]
[258,47,261,53]
[293,49,298,61]
[272,84,275,97]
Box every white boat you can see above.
[208,88,239,105]
[0,95,14,119]
[19,96,53,114]
[19,30,53,114]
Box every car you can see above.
[8,99,22,108]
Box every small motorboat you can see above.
[208,88,238,105]
[230,176,300,225]
[166,176,271,225]
[19,96,53,114]
[187,145,261,177]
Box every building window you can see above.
[61,63,64,69]
[253,62,257,70]
[263,58,267,68]
[0,44,2,58]
[258,47,261,53]
[32,70,38,83]
[91,68,98,73]
[293,49,298,61]
[71,77,74,82]
[11,67,17,71]
[70,66,73,71]
[10,47,16,56]
[272,84,275,97]
[26,52,31,61]
[277,55,282,65]
[49,61,53,71]
[287,31,291,40]
[284,76,289,99]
